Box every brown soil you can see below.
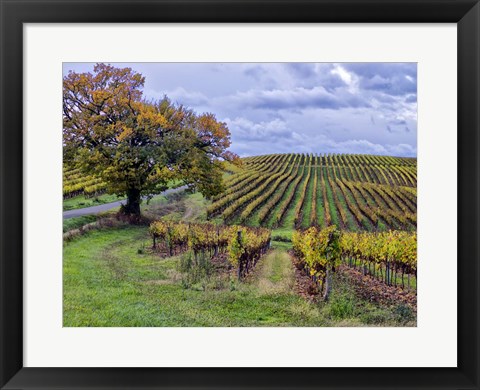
[289,250,416,310]
[339,264,417,310]
[210,253,234,274]
[289,251,321,302]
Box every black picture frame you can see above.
[1,0,479,389]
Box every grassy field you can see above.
[63,225,415,327]
[63,193,124,211]
[64,226,322,326]
[63,215,98,233]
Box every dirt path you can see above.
[251,249,296,294]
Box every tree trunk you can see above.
[122,188,141,216]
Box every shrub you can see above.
[393,304,414,324]
[178,250,214,289]
[360,308,391,325]
[329,294,355,320]
[271,235,291,243]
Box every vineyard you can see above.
[149,221,271,279]
[292,226,416,298]
[208,153,417,233]
[63,167,107,199]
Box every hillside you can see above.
[208,153,417,233]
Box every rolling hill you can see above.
[208,153,417,233]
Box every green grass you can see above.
[327,170,358,231]
[64,224,415,327]
[63,215,98,233]
[63,193,123,211]
[63,227,327,326]
[300,167,315,229]
[278,167,309,231]
[270,240,292,251]
[265,172,300,228]
[342,186,374,231]
[320,272,416,326]
[246,181,290,227]
[322,168,341,227]
[142,191,212,223]
[315,168,326,229]
[271,227,294,241]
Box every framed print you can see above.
[1,0,479,389]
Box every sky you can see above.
[63,63,417,157]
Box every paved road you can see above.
[63,186,186,219]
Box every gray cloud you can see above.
[343,63,417,96]
[244,65,268,80]
[224,86,371,111]
[225,117,293,142]
[164,87,209,107]
[64,62,417,157]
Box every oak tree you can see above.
[63,63,236,216]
